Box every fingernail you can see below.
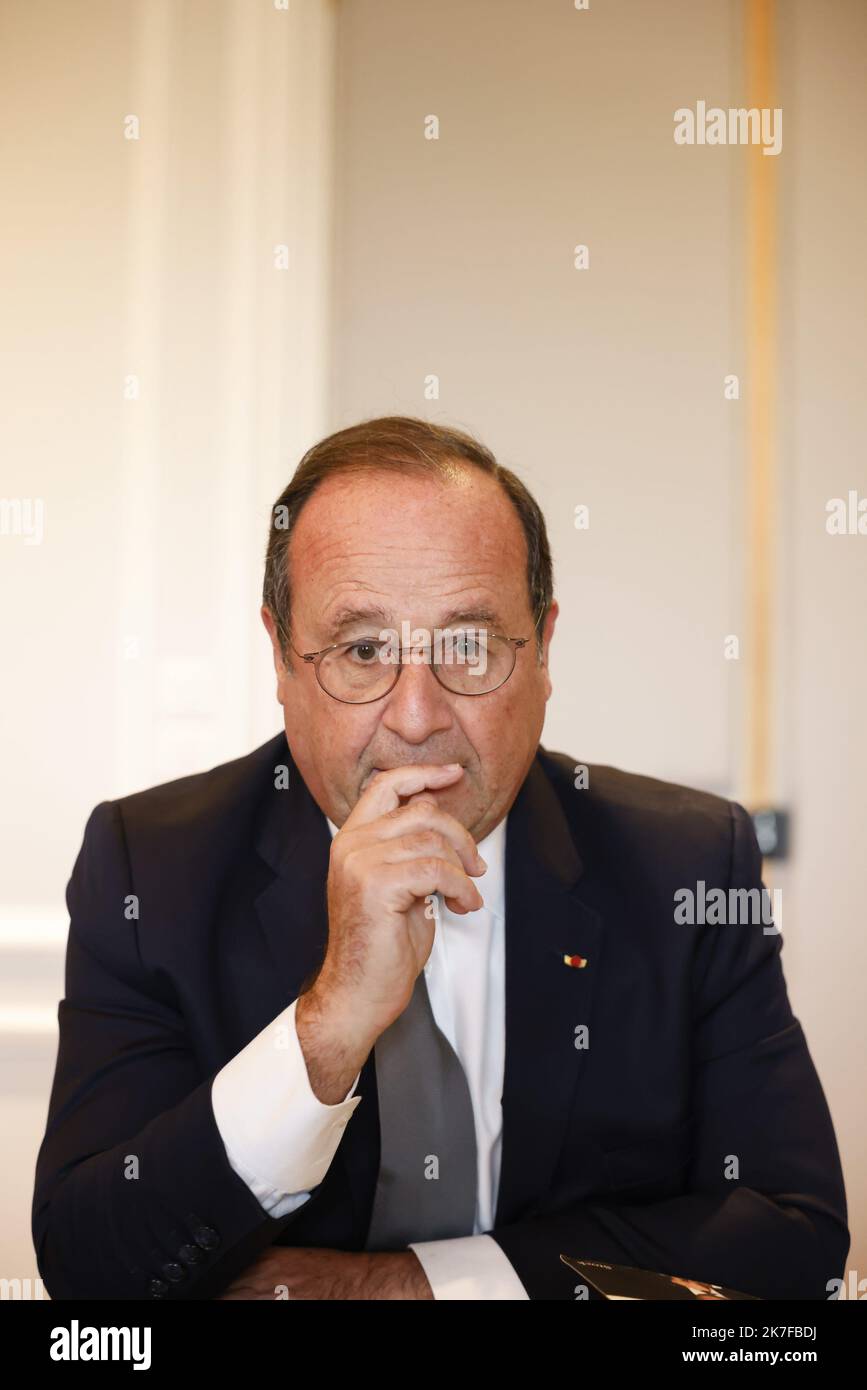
[476,855,488,872]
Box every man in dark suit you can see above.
[33,417,849,1300]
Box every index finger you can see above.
[347,763,465,828]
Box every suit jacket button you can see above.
[193,1225,220,1251]
[162,1261,186,1283]
[178,1243,204,1266]
[148,1278,169,1297]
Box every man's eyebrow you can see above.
[321,603,505,643]
[435,606,503,630]
[320,604,393,643]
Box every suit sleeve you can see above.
[488,801,850,1300]
[31,800,328,1300]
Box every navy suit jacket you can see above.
[32,733,849,1299]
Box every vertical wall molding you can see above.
[743,0,778,809]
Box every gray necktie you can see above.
[364,966,478,1250]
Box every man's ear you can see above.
[261,605,291,698]
[540,600,558,700]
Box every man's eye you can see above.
[453,634,485,660]
[347,641,380,663]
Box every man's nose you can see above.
[378,657,456,743]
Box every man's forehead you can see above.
[286,469,528,629]
[291,467,522,558]
[294,465,515,538]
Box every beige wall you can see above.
[1,0,864,1292]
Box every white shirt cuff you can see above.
[211,995,362,1216]
[408,1234,530,1300]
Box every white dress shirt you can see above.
[210,808,528,1300]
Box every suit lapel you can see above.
[253,754,333,1015]
[495,754,605,1226]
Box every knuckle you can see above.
[405,829,443,854]
[339,843,363,877]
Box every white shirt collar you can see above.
[325,810,507,922]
